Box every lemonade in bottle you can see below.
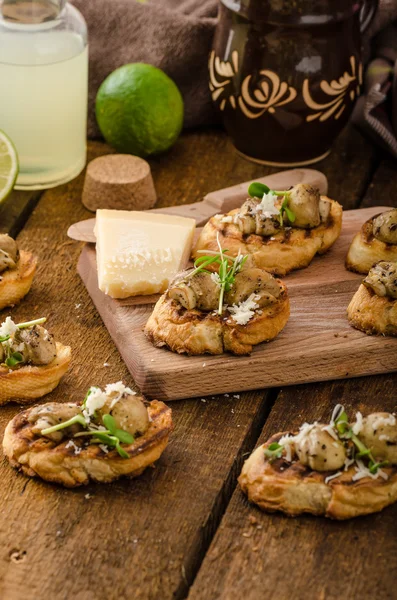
[0,0,88,190]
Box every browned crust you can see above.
[0,342,71,404]
[3,400,173,487]
[346,217,397,274]
[347,283,397,336]
[239,433,397,519]
[0,251,37,310]
[192,197,342,277]
[144,283,290,355]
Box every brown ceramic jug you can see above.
[210,0,378,166]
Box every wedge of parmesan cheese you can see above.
[95,210,196,298]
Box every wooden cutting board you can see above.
[76,202,397,401]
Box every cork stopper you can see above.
[82,154,157,212]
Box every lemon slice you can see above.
[0,130,18,204]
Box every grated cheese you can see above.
[257,192,279,217]
[105,381,135,408]
[210,272,221,288]
[65,440,82,455]
[325,471,343,484]
[352,459,388,482]
[228,293,259,325]
[352,411,363,435]
[83,386,107,421]
[0,316,17,338]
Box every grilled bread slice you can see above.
[0,251,37,310]
[347,284,397,336]
[0,342,71,405]
[346,217,397,274]
[145,280,290,355]
[239,433,397,520]
[3,399,172,487]
[193,198,342,277]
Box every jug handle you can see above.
[360,0,378,33]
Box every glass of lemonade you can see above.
[0,0,88,190]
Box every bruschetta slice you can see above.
[239,405,397,519]
[3,382,173,487]
[145,249,290,355]
[193,184,342,277]
[0,234,36,309]
[0,316,71,404]
[346,209,397,274]
[347,261,397,336]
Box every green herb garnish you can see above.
[40,391,134,459]
[5,352,24,367]
[248,182,296,226]
[334,410,389,474]
[264,442,284,461]
[193,235,248,315]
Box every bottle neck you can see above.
[1,0,66,24]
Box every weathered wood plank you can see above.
[0,125,379,599]
[188,154,397,600]
[188,376,397,600]
[0,136,274,600]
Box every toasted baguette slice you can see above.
[346,218,397,274]
[193,198,342,277]
[145,281,290,355]
[239,435,397,519]
[347,283,397,336]
[3,400,173,487]
[0,251,37,310]
[0,342,71,405]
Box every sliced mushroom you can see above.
[286,184,321,229]
[255,213,280,237]
[100,394,149,437]
[10,325,57,365]
[373,209,397,245]
[225,268,281,307]
[363,261,397,299]
[0,234,19,274]
[236,199,258,235]
[169,269,220,311]
[358,413,397,464]
[295,424,346,472]
[319,198,331,222]
[29,403,82,442]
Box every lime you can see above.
[95,63,184,157]
[0,130,18,204]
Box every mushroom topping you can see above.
[319,198,331,222]
[29,403,82,442]
[236,199,258,235]
[10,325,57,365]
[168,269,220,311]
[358,413,397,464]
[373,209,397,245]
[363,261,397,299]
[225,268,280,307]
[286,184,321,229]
[294,424,346,471]
[0,234,18,274]
[99,394,149,437]
[255,213,280,237]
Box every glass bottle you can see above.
[0,0,88,190]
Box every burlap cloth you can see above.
[73,0,397,156]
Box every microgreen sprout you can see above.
[264,442,284,461]
[40,391,134,459]
[193,234,248,315]
[248,182,296,226]
[0,317,47,367]
[41,414,87,436]
[5,351,24,368]
[334,410,389,474]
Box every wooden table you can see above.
[0,125,396,600]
